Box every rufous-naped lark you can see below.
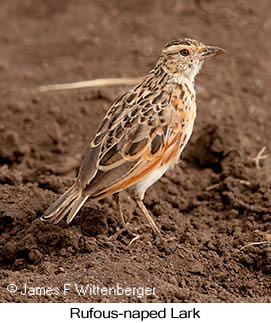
[41,38,225,235]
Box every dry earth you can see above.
[0,0,270,302]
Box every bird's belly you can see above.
[133,163,170,199]
[132,117,195,200]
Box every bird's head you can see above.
[159,38,225,83]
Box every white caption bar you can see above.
[1,303,269,322]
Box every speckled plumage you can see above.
[41,38,225,235]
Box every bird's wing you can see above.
[77,79,186,198]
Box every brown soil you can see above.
[0,0,271,303]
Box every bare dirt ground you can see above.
[0,0,270,302]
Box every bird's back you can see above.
[78,70,196,200]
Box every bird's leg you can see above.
[136,198,161,236]
[113,193,126,228]
[110,193,140,245]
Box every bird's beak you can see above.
[199,46,226,60]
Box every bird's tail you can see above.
[41,184,88,224]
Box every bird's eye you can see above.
[180,49,189,56]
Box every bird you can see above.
[41,38,225,236]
